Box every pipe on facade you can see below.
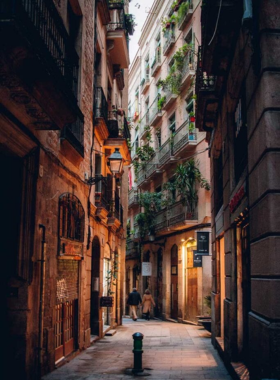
[38,224,46,379]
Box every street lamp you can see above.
[107,148,124,217]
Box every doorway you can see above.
[186,245,198,322]
[155,248,163,317]
[90,236,101,336]
[237,220,250,363]
[219,237,225,339]
[170,245,178,319]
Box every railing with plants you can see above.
[149,95,162,122]
[158,138,172,166]
[195,46,217,93]
[151,47,161,75]
[128,188,139,206]
[145,154,158,179]
[177,0,193,29]
[108,0,124,9]
[172,118,197,154]
[163,30,176,54]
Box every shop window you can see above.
[59,194,85,242]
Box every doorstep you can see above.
[215,337,250,380]
[105,329,117,336]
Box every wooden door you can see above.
[171,245,178,319]
[55,300,77,362]
[187,268,198,322]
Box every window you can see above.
[59,194,85,242]
[234,89,247,181]
[169,113,176,135]
[156,127,162,148]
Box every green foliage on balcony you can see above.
[135,192,162,238]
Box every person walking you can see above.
[127,288,142,321]
[141,289,155,321]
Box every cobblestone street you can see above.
[42,319,232,380]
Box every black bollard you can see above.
[132,332,144,373]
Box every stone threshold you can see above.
[215,337,250,380]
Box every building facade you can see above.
[196,0,280,378]
[126,0,212,324]
[0,0,132,379]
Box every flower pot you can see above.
[165,22,171,28]
[190,116,195,122]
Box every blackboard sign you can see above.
[197,231,210,255]
[100,296,114,307]
[193,251,202,267]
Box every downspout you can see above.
[38,224,46,379]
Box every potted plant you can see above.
[157,95,166,111]
[189,111,195,123]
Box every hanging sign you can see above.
[193,251,202,267]
[142,262,152,276]
[196,231,210,255]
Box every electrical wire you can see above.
[208,0,223,46]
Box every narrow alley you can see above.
[42,319,232,380]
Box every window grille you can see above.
[59,194,85,242]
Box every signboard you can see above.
[193,251,202,267]
[100,296,113,307]
[59,239,83,258]
[142,262,152,276]
[229,184,246,213]
[196,231,210,255]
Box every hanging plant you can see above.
[157,95,166,110]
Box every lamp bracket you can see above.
[87,175,105,185]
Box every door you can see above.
[187,268,198,321]
[91,237,101,335]
[55,300,77,362]
[171,245,178,319]
[155,248,163,317]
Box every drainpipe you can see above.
[38,224,46,379]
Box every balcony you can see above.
[95,176,110,220]
[108,190,123,230]
[97,0,111,25]
[153,200,198,234]
[162,85,178,111]
[139,111,150,139]
[133,220,140,241]
[0,0,83,139]
[107,7,129,68]
[149,96,163,126]
[131,143,138,160]
[104,113,131,160]
[61,112,84,157]
[126,238,139,259]
[115,69,125,91]
[94,87,109,140]
[145,154,158,181]
[195,46,218,131]
[180,53,195,90]
[168,200,198,228]
[158,139,172,167]
[135,167,146,187]
[108,1,124,10]
[163,32,175,56]
[128,188,139,208]
[154,209,168,232]
[140,75,150,94]
[172,119,197,156]
[178,1,193,31]
[151,49,161,77]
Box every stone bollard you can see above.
[132,332,144,373]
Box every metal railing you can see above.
[145,154,158,179]
[0,0,79,99]
[95,177,110,210]
[107,113,131,140]
[149,95,161,123]
[108,1,124,9]
[163,31,175,55]
[177,0,193,29]
[158,138,171,166]
[139,111,149,137]
[172,119,197,154]
[154,209,168,231]
[181,52,195,80]
[195,46,217,94]
[151,48,161,75]
[128,189,139,207]
[168,200,198,226]
[136,167,146,186]
[94,87,108,121]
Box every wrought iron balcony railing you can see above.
[94,87,108,122]
[163,31,175,56]
[195,46,217,94]
[139,111,150,138]
[151,48,161,77]
[107,113,131,140]
[158,138,172,167]
[177,0,193,30]
[168,200,198,226]
[0,0,79,100]
[61,111,84,157]
[108,1,124,9]
[95,176,110,210]
[172,118,197,155]
[128,188,139,207]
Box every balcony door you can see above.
[170,245,178,319]
[91,236,101,336]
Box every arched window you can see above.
[59,194,85,242]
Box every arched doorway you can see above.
[170,244,178,319]
[155,248,163,317]
[91,236,100,336]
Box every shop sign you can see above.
[193,251,202,267]
[196,232,210,255]
[100,296,114,307]
[229,185,246,213]
[142,262,152,276]
[59,239,83,258]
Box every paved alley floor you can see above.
[42,318,232,380]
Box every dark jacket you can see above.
[127,290,142,306]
